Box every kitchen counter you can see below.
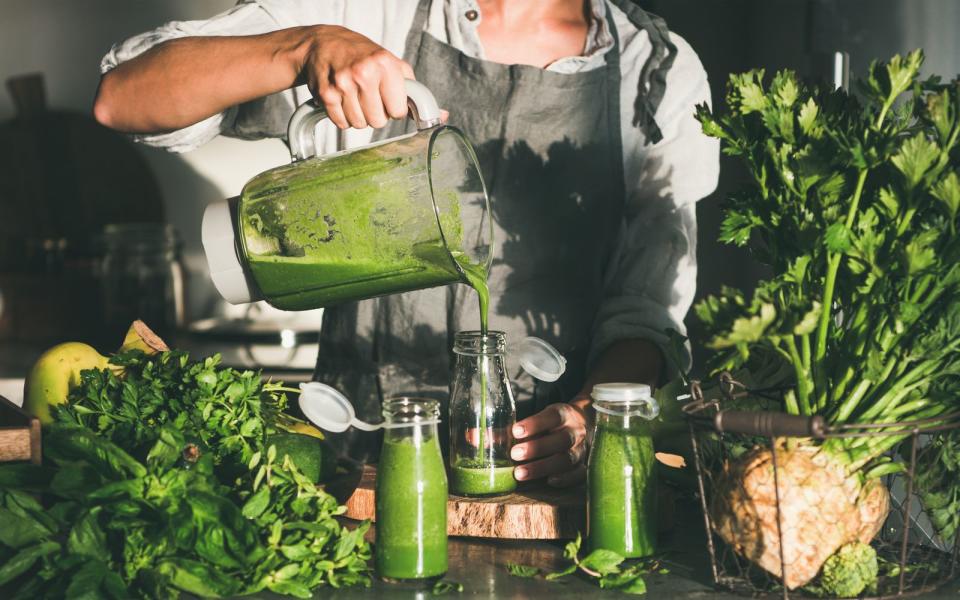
[2,357,956,599]
[256,507,960,600]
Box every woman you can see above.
[94,0,719,487]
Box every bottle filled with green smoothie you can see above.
[375,397,448,582]
[586,383,660,558]
[449,331,517,496]
[202,80,492,310]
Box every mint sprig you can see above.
[506,534,658,595]
[431,579,463,595]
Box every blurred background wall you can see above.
[0,0,289,323]
[1,0,958,373]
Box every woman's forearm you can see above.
[93,26,316,134]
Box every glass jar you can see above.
[587,383,660,558]
[449,331,517,496]
[375,397,448,582]
[98,223,184,344]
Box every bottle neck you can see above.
[593,400,653,432]
[453,331,506,356]
[382,397,441,441]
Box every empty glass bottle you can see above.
[448,331,517,496]
[375,397,448,581]
[98,223,184,344]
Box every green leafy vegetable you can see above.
[0,350,371,598]
[694,51,960,482]
[805,542,879,598]
[431,580,464,595]
[913,430,960,543]
[504,534,661,594]
[506,563,540,578]
[578,548,625,576]
[0,541,60,586]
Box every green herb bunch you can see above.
[60,351,279,472]
[694,51,960,485]
[0,350,370,599]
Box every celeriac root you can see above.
[710,442,890,589]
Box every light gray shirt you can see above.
[102,0,720,371]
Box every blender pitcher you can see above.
[202,81,492,310]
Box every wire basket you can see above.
[683,373,960,599]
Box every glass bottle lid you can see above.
[591,383,660,419]
[298,382,439,432]
[517,336,566,382]
[592,382,652,402]
[298,382,362,432]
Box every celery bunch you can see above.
[695,51,960,479]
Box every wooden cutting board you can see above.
[329,465,675,540]
[330,465,583,540]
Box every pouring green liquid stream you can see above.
[449,259,517,496]
[455,258,491,460]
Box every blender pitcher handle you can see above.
[287,79,443,161]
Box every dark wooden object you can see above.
[0,394,41,464]
[0,73,165,346]
[0,73,163,261]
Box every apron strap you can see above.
[402,0,434,68]
[607,0,677,144]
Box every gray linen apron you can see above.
[314,0,675,462]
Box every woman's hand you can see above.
[299,25,415,129]
[511,398,591,487]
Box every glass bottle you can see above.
[98,223,184,344]
[587,383,660,558]
[449,331,517,496]
[375,397,448,582]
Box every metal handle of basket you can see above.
[714,410,826,438]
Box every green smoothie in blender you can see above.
[238,135,477,310]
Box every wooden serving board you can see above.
[330,465,675,540]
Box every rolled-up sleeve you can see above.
[99,1,285,153]
[588,33,720,375]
